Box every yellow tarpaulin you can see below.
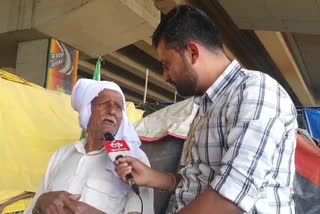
[0,70,143,213]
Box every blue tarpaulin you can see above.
[305,108,320,141]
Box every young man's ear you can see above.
[186,42,199,64]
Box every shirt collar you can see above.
[74,139,105,155]
[194,60,242,115]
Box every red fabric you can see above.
[139,132,186,142]
[296,134,320,187]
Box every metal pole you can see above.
[174,91,177,103]
[143,68,149,103]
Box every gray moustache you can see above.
[102,115,117,125]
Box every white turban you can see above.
[71,79,144,183]
[71,79,141,145]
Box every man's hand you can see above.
[115,156,180,191]
[64,201,105,214]
[115,156,155,187]
[33,191,80,214]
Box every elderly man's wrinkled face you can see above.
[88,89,123,137]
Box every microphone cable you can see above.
[104,133,144,213]
[137,192,143,214]
[115,154,144,213]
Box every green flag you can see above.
[93,56,102,81]
[80,57,102,140]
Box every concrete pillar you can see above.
[15,39,49,86]
[32,0,160,57]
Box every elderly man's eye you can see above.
[116,105,122,111]
[99,101,108,106]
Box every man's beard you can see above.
[175,60,199,97]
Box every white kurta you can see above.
[24,140,154,214]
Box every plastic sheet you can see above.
[304,108,320,141]
[135,98,198,141]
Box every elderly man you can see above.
[24,79,153,214]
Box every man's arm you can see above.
[148,169,181,191]
[115,156,181,191]
[124,152,153,214]
[64,200,105,214]
[178,188,242,214]
[120,151,180,214]
[32,191,79,214]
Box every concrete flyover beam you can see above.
[218,0,320,34]
[32,0,160,57]
[78,60,172,103]
[153,0,188,14]
[104,52,176,94]
[0,0,33,34]
[134,38,159,60]
[255,31,316,106]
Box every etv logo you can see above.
[110,141,123,149]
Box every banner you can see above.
[45,39,79,94]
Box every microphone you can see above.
[104,133,139,195]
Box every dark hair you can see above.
[152,5,223,52]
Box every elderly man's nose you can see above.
[106,103,116,114]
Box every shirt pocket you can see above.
[80,178,126,214]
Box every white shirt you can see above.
[24,140,154,214]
